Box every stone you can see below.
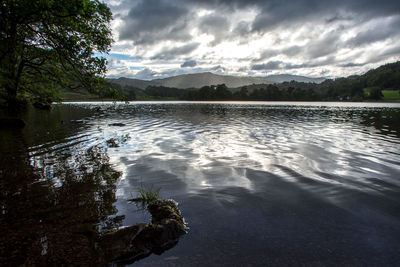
[98,199,187,265]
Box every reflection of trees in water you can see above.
[359,109,400,137]
[0,136,123,265]
[0,105,188,265]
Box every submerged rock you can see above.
[98,199,187,265]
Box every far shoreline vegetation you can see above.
[63,61,400,104]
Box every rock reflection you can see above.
[359,108,400,137]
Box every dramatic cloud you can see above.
[151,43,200,60]
[198,14,230,45]
[252,61,283,71]
[118,0,192,44]
[105,0,400,79]
[181,60,197,68]
[133,68,158,80]
[305,30,342,59]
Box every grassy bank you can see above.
[382,90,400,102]
[363,88,400,102]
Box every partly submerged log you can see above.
[98,199,187,265]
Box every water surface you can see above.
[1,101,400,266]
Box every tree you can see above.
[239,86,248,99]
[368,87,383,100]
[198,86,215,100]
[215,84,232,100]
[0,0,113,110]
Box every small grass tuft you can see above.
[128,185,161,204]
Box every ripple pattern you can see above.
[22,102,400,265]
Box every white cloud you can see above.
[104,0,400,79]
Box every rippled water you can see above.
[1,101,400,266]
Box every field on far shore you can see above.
[382,90,400,102]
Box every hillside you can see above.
[361,61,400,89]
[108,72,325,89]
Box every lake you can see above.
[1,101,400,266]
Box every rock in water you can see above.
[98,199,187,265]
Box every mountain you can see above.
[265,74,325,84]
[108,72,325,89]
[110,77,153,89]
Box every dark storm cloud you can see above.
[251,61,283,70]
[181,60,197,68]
[184,0,400,33]
[151,43,200,60]
[250,0,400,32]
[325,14,353,24]
[115,0,400,48]
[198,14,230,45]
[118,0,192,44]
[339,63,366,68]
[233,21,252,36]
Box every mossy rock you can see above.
[98,199,187,265]
[148,199,185,229]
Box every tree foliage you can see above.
[0,0,113,110]
[363,61,400,89]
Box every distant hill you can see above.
[108,72,325,89]
[111,77,153,89]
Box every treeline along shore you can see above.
[99,61,400,102]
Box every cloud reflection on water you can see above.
[94,103,400,210]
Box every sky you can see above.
[103,0,400,80]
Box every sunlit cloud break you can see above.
[104,0,400,80]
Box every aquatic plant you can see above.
[128,186,161,204]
